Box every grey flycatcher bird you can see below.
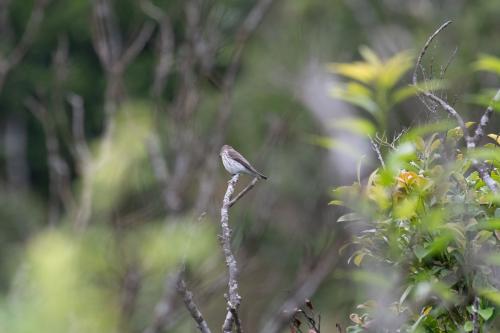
[220,145,268,179]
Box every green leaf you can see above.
[474,54,500,75]
[327,62,377,84]
[478,307,494,320]
[413,245,429,261]
[472,218,500,231]
[399,285,413,306]
[307,135,336,149]
[337,213,362,223]
[329,86,380,114]
[480,289,500,305]
[353,252,366,266]
[359,45,382,66]
[329,118,376,136]
[376,51,413,89]
[467,90,500,111]
[463,321,473,332]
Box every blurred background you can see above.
[1,0,500,332]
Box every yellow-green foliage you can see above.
[0,219,217,333]
[327,47,445,131]
[332,56,500,333]
[335,126,500,333]
[474,54,500,76]
[0,231,119,333]
[81,102,156,219]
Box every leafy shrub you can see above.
[330,54,500,332]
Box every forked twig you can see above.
[229,177,260,207]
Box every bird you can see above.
[219,145,268,180]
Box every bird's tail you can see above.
[257,172,268,180]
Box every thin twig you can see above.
[25,96,73,224]
[0,0,51,91]
[473,160,499,192]
[259,246,339,333]
[440,46,458,81]
[116,21,155,71]
[67,93,90,164]
[66,93,94,231]
[422,91,468,139]
[229,177,259,207]
[177,276,212,333]
[412,20,499,193]
[412,20,452,86]
[411,21,467,138]
[369,136,385,168]
[472,89,500,144]
[152,14,174,98]
[221,174,242,333]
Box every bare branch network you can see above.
[411,21,500,331]
[412,20,500,193]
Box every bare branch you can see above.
[369,136,385,168]
[195,0,276,213]
[440,46,458,81]
[177,276,212,333]
[214,0,276,133]
[151,14,174,98]
[229,177,259,208]
[117,21,155,71]
[146,133,183,212]
[422,91,468,139]
[411,21,468,137]
[91,0,122,69]
[259,246,339,333]
[0,0,50,91]
[139,0,163,21]
[25,96,73,224]
[472,160,499,192]
[412,20,452,86]
[66,93,94,231]
[472,89,500,144]
[67,93,91,164]
[412,21,500,193]
[220,174,242,333]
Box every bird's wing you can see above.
[227,149,257,173]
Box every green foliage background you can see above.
[1,1,500,332]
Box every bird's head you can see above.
[220,144,231,156]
